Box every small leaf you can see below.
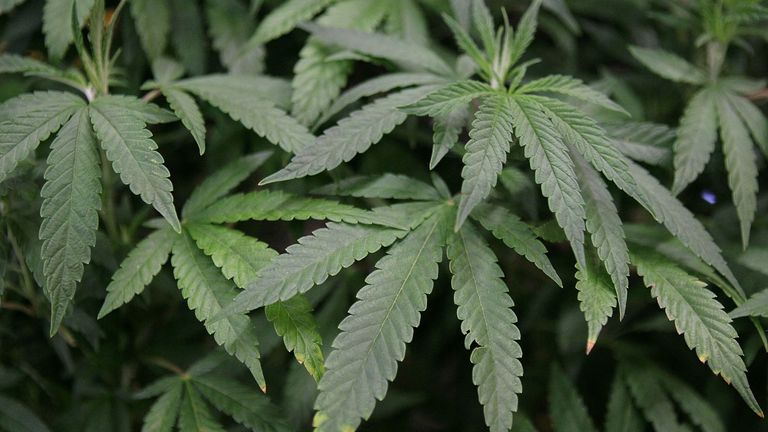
[518,74,627,114]
[605,373,644,432]
[402,80,493,117]
[730,289,768,318]
[265,296,325,381]
[575,260,616,352]
[548,364,599,432]
[162,88,205,154]
[250,0,338,45]
[141,380,183,432]
[130,0,171,60]
[98,227,176,319]
[671,88,719,194]
[178,382,226,432]
[42,0,94,59]
[312,174,441,201]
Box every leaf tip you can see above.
[586,339,596,355]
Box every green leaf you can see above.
[446,223,522,432]
[0,394,52,432]
[431,105,467,169]
[170,0,207,75]
[725,91,768,157]
[227,222,406,314]
[730,289,768,318]
[508,0,542,67]
[261,86,436,184]
[605,121,673,166]
[191,190,404,227]
[526,96,642,208]
[317,72,442,126]
[178,382,226,432]
[386,0,428,45]
[629,46,706,84]
[206,0,264,74]
[573,153,629,317]
[42,0,94,59]
[717,92,758,249]
[313,208,450,432]
[508,95,587,269]
[632,250,761,416]
[574,260,616,352]
[0,91,84,184]
[171,232,266,389]
[456,95,514,229]
[660,372,726,432]
[470,0,496,56]
[251,0,338,45]
[623,364,682,432]
[192,374,291,432]
[176,75,312,153]
[312,174,441,201]
[301,23,453,75]
[130,0,171,60]
[290,0,390,126]
[474,205,561,287]
[0,54,84,88]
[605,373,644,432]
[517,74,628,114]
[265,295,325,382]
[187,223,276,288]
[39,109,101,335]
[94,95,177,125]
[182,151,272,218]
[625,158,741,297]
[402,80,493,117]
[548,364,598,432]
[98,227,176,319]
[162,88,205,154]
[141,379,183,432]
[671,88,719,194]
[89,98,181,232]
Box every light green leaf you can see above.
[0,54,84,88]
[176,75,312,153]
[301,23,453,75]
[632,250,761,416]
[717,93,758,249]
[313,208,450,432]
[575,260,616,352]
[141,380,183,432]
[89,99,180,232]
[227,222,406,314]
[471,0,495,56]
[0,91,84,184]
[629,46,707,85]
[671,88,719,194]
[206,0,264,74]
[313,174,441,201]
[508,0,542,66]
[385,0,428,45]
[447,223,522,432]
[162,88,205,154]
[42,0,94,59]
[178,382,226,432]
[262,85,436,184]
[605,373,644,432]
[171,232,265,389]
[549,364,598,432]
[130,0,171,60]
[456,95,514,229]
[191,190,405,227]
[39,109,101,335]
[265,296,325,381]
[192,374,291,432]
[93,95,177,125]
[402,80,493,117]
[251,0,338,45]
[573,153,629,317]
[98,227,176,319]
[187,223,276,288]
[518,74,627,114]
[182,151,272,218]
[474,205,561,287]
[509,95,587,269]
[730,289,768,318]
